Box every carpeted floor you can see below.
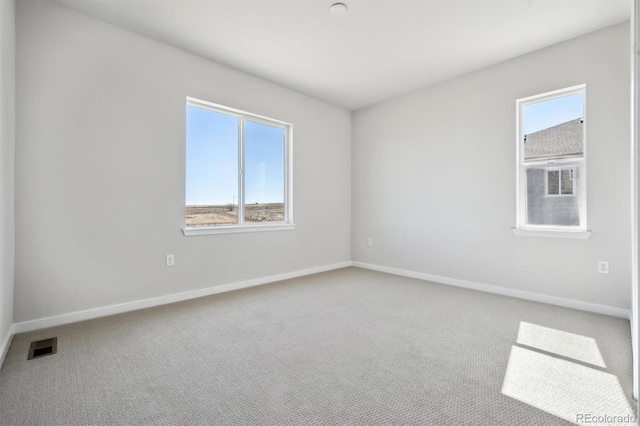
[0,267,635,425]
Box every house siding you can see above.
[526,168,580,226]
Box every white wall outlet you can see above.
[166,254,175,267]
[367,238,373,247]
[598,261,609,274]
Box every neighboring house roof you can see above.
[524,118,584,161]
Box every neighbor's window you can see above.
[546,168,575,196]
[516,85,586,231]
[184,97,292,234]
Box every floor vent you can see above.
[28,337,58,360]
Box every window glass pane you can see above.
[561,169,574,195]
[526,166,580,227]
[523,93,584,162]
[547,170,559,195]
[185,105,239,226]
[244,120,285,223]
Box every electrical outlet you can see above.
[166,254,175,267]
[367,238,373,247]
[598,261,609,274]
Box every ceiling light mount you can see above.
[330,3,347,16]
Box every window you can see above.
[515,85,587,235]
[184,97,293,235]
[546,168,574,196]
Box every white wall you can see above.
[14,1,351,323]
[12,1,631,326]
[0,0,15,350]
[352,23,631,311]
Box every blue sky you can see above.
[522,93,584,135]
[523,93,584,135]
[186,105,284,206]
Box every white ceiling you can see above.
[51,0,631,111]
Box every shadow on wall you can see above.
[502,322,636,424]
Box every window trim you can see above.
[511,228,592,239]
[515,84,588,236]
[183,97,294,236]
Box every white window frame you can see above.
[183,97,294,236]
[513,84,591,239]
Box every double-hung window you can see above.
[184,97,293,235]
[515,85,588,237]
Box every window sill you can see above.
[183,223,296,236]
[511,228,592,239]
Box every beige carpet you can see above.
[0,267,635,425]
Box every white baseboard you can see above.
[10,259,630,336]
[351,261,631,319]
[13,261,352,334]
[0,324,15,369]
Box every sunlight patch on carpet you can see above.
[502,346,635,425]
[517,322,606,368]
